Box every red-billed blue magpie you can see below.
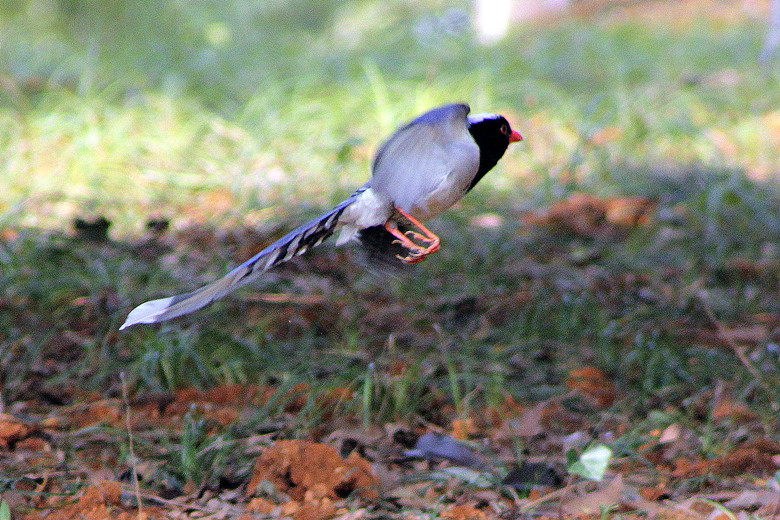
[121,103,521,328]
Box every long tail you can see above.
[120,196,358,329]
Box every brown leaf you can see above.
[522,193,655,238]
[291,497,338,520]
[712,397,757,422]
[0,413,34,449]
[441,503,494,520]
[451,418,477,440]
[711,440,780,476]
[673,439,780,478]
[247,440,379,501]
[246,497,278,514]
[32,481,128,520]
[638,485,669,501]
[62,400,122,429]
[507,400,545,438]
[560,475,625,516]
[566,366,616,408]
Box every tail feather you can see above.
[120,197,356,329]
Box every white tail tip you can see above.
[119,296,178,329]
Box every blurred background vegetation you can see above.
[2,0,780,419]
[3,0,778,233]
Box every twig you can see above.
[697,291,779,411]
[517,480,586,511]
[243,292,329,305]
[120,372,144,517]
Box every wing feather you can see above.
[370,104,480,220]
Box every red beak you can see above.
[510,130,523,143]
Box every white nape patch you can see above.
[467,113,500,125]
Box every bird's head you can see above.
[467,112,523,145]
[465,112,522,188]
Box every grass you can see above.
[2,0,780,515]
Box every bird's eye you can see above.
[500,124,509,135]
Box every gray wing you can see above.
[370,104,480,220]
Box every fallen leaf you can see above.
[522,193,654,239]
[247,440,379,501]
[506,400,545,438]
[33,481,127,520]
[672,439,780,478]
[639,485,669,501]
[0,414,34,450]
[566,366,616,408]
[712,397,757,422]
[568,444,612,481]
[725,489,780,510]
[441,503,492,520]
[451,418,477,440]
[246,497,277,514]
[561,475,625,516]
[659,423,682,443]
[405,432,486,470]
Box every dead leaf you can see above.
[712,397,757,422]
[560,475,625,516]
[247,440,379,501]
[62,400,122,429]
[33,481,129,520]
[0,413,34,449]
[441,503,493,520]
[522,193,655,238]
[451,418,477,440]
[405,432,487,470]
[247,497,278,514]
[659,423,682,443]
[639,485,669,501]
[566,366,616,408]
[673,439,780,478]
[725,489,780,510]
[711,440,780,476]
[292,497,338,520]
[506,400,545,438]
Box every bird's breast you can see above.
[404,170,472,222]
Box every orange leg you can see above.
[384,207,441,264]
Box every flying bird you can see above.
[121,103,522,329]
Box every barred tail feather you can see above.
[119,197,356,329]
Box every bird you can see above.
[120,103,522,329]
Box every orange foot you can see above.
[384,207,441,264]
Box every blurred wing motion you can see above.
[119,196,357,329]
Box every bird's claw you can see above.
[404,230,437,244]
[390,239,431,264]
[384,207,442,264]
[395,251,429,264]
[389,233,440,264]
